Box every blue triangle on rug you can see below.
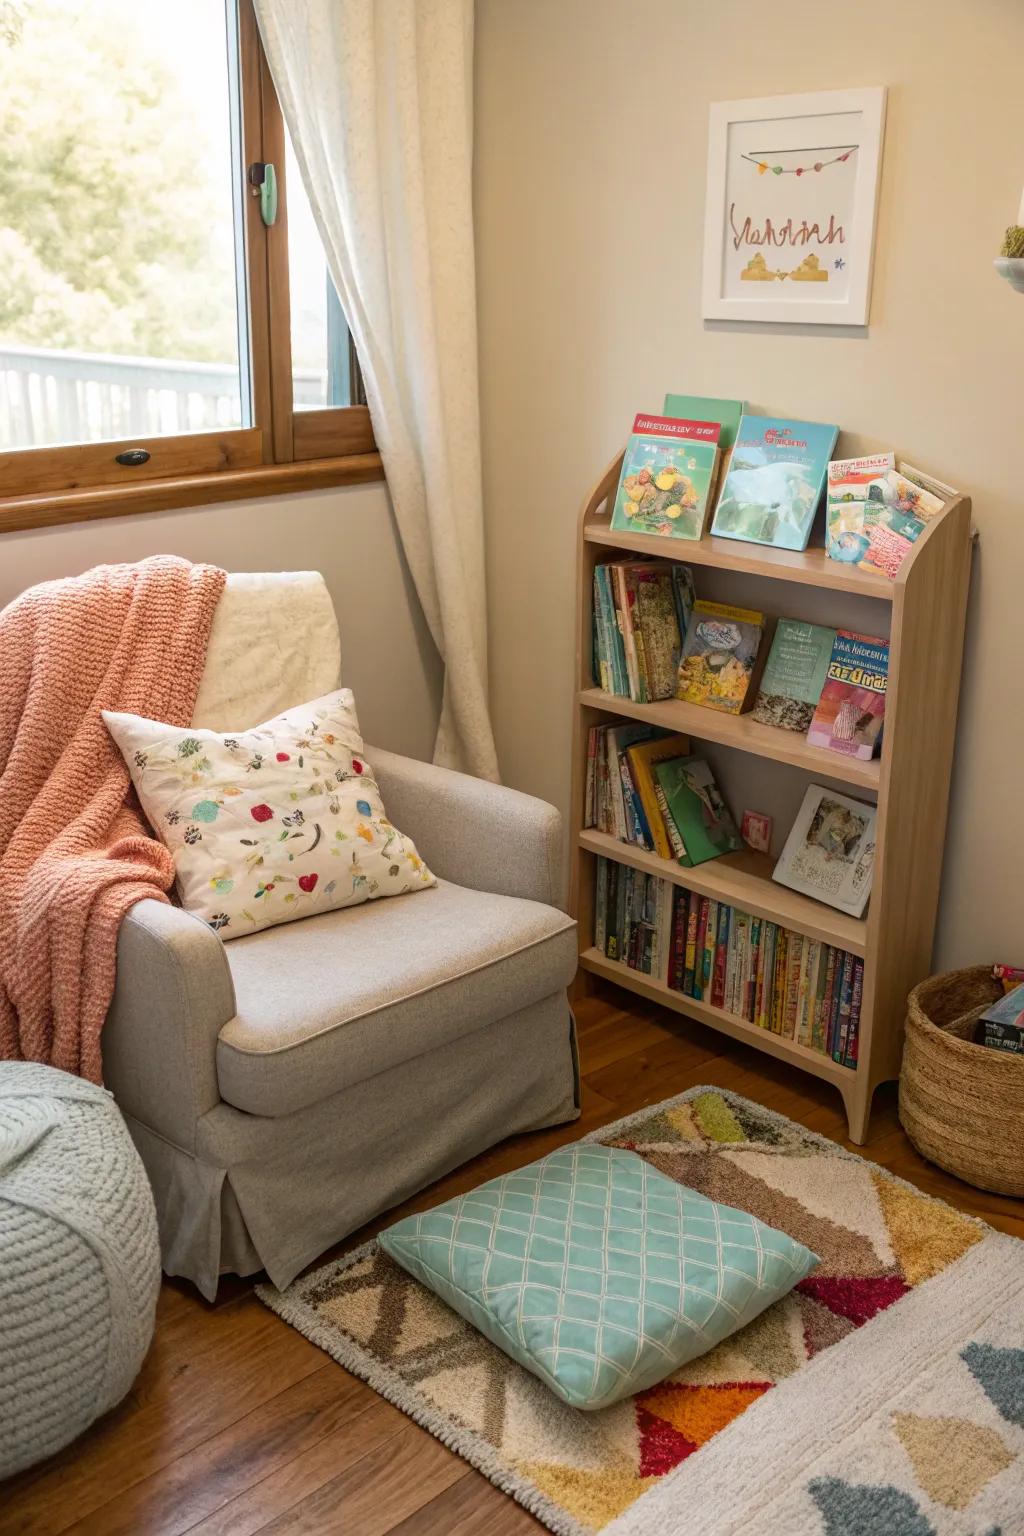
[961,1343,1024,1428]
[807,1477,936,1536]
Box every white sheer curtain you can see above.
[254,0,499,781]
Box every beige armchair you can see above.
[101,576,579,1300]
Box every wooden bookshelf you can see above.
[569,449,973,1143]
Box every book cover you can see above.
[826,456,944,578]
[750,620,837,733]
[611,413,721,541]
[807,631,888,761]
[663,394,745,453]
[676,600,765,715]
[711,415,839,551]
[653,756,743,866]
[626,732,691,861]
[773,784,877,918]
[977,982,1024,1030]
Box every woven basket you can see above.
[900,965,1024,1197]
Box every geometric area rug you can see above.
[256,1087,1024,1536]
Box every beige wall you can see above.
[475,0,1023,968]
[1,483,443,761]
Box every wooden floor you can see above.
[4,981,1023,1536]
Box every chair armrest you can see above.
[101,899,236,1151]
[368,747,564,907]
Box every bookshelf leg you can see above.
[842,1077,875,1147]
[570,967,597,1003]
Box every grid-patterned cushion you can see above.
[379,1144,818,1410]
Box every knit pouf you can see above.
[0,1064,161,1478]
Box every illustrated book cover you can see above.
[676,600,765,715]
[711,415,839,551]
[750,619,837,733]
[663,394,745,453]
[652,756,743,867]
[772,783,877,917]
[826,455,944,578]
[807,630,888,760]
[610,413,721,541]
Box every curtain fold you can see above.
[254,0,499,781]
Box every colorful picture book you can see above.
[592,561,695,703]
[593,857,672,976]
[750,620,837,733]
[772,783,877,918]
[711,415,839,551]
[652,756,743,866]
[625,734,692,861]
[807,630,888,760]
[665,888,862,1067]
[826,454,944,578]
[663,394,745,453]
[610,413,721,541]
[676,600,765,714]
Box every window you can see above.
[0,0,376,522]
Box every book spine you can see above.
[692,897,709,999]
[702,899,719,1000]
[668,888,687,991]
[653,782,689,864]
[821,947,838,1054]
[771,930,789,1034]
[797,940,818,1047]
[618,756,652,849]
[712,903,730,1010]
[746,915,761,1021]
[846,957,864,1067]
[723,909,740,1014]
[754,923,771,1028]
[810,946,830,1054]
[628,570,650,705]
[683,891,699,996]
[594,857,607,953]
[592,568,613,692]
[833,952,855,1062]
[629,752,673,862]
[613,566,641,702]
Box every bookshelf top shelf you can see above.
[584,519,897,600]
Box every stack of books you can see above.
[585,725,742,866]
[666,887,863,1068]
[593,857,672,977]
[593,560,695,702]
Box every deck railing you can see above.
[0,343,324,448]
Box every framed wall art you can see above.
[702,87,887,326]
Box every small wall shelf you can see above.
[569,449,973,1143]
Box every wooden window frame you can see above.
[0,0,380,534]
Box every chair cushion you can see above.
[216,880,577,1117]
[379,1143,819,1410]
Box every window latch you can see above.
[248,162,278,227]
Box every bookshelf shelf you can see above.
[579,948,854,1089]
[584,521,896,601]
[577,830,867,955]
[577,687,882,792]
[569,448,974,1144]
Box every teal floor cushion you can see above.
[379,1143,818,1409]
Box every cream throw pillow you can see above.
[103,689,435,939]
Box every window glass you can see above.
[285,128,354,410]
[0,0,246,450]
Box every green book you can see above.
[653,757,743,866]
[663,394,745,453]
[750,619,837,733]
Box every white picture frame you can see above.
[702,87,886,326]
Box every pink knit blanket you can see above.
[0,556,226,1082]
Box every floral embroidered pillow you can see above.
[102,689,435,939]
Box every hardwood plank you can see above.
[66,1369,379,1536]
[1,1296,327,1536]
[183,1400,408,1536]
[249,1423,468,1536]
[385,1472,544,1536]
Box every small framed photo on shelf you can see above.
[701,87,887,326]
[741,810,773,853]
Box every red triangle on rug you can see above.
[636,1407,698,1476]
[797,1273,910,1326]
